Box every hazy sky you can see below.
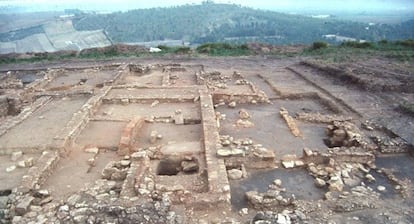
[1,0,414,12]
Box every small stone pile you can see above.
[325,121,366,148]
[245,179,294,210]
[371,135,410,153]
[236,109,254,128]
[334,185,380,212]
[218,136,273,158]
[129,64,149,74]
[251,210,300,224]
[307,160,371,193]
[0,77,23,89]
[102,157,132,181]
[6,151,34,173]
[198,71,231,89]
[233,71,249,85]
[0,96,22,117]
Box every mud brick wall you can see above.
[17,151,60,194]
[118,117,144,156]
[199,89,231,205]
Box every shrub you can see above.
[378,39,388,45]
[196,43,251,56]
[399,102,414,116]
[157,45,171,51]
[341,41,373,49]
[174,47,191,54]
[311,41,328,50]
[395,39,414,48]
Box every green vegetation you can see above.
[156,45,192,54]
[399,102,414,116]
[340,41,374,49]
[1,39,413,65]
[71,3,414,45]
[396,39,414,48]
[196,43,250,56]
[0,25,44,42]
[311,41,328,50]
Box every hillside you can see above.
[72,3,414,45]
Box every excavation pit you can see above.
[230,168,324,210]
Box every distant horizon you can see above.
[1,0,414,14]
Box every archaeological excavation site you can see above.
[0,57,413,223]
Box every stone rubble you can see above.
[279,107,301,137]
[325,121,367,148]
[245,179,294,210]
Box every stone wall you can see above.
[302,148,375,165]
[54,86,112,153]
[0,96,8,117]
[17,151,60,194]
[199,89,231,206]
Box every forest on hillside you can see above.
[71,3,414,45]
[1,3,413,45]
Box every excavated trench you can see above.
[230,168,324,210]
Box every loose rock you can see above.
[377,186,386,192]
[315,178,326,188]
[11,151,23,161]
[228,169,243,180]
[85,147,99,154]
[228,101,236,108]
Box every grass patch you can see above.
[196,43,251,56]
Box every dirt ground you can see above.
[0,56,413,224]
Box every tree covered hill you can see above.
[70,3,413,45]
